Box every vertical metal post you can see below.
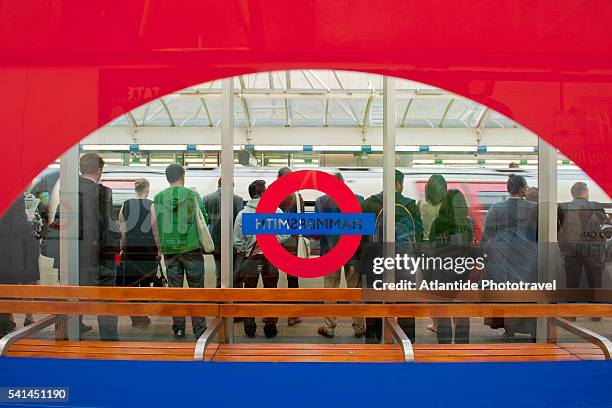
[220,77,234,343]
[537,138,558,342]
[382,76,396,343]
[59,144,80,340]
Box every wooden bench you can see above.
[0,286,610,363]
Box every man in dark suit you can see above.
[78,153,120,340]
[202,177,244,288]
[558,182,608,292]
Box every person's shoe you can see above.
[591,317,602,322]
[24,318,35,327]
[173,328,186,339]
[264,325,278,339]
[288,317,302,326]
[80,323,93,334]
[354,330,365,339]
[317,326,334,338]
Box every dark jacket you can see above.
[279,192,305,254]
[0,197,40,284]
[558,198,607,260]
[79,177,120,279]
[202,189,244,255]
[429,216,475,283]
[361,191,424,242]
[315,193,364,256]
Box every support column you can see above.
[382,76,396,343]
[537,138,558,342]
[59,144,80,340]
[220,77,234,342]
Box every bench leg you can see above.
[194,318,225,361]
[385,317,414,363]
[0,314,67,356]
[552,317,612,360]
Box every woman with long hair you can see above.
[429,189,475,344]
[419,174,447,333]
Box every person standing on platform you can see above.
[361,169,423,344]
[0,196,40,337]
[429,189,475,344]
[234,180,289,338]
[118,178,160,327]
[153,164,209,339]
[202,177,244,288]
[78,153,120,341]
[277,167,305,327]
[481,174,538,340]
[558,182,607,319]
[316,172,366,339]
[418,174,447,333]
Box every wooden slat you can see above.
[6,351,197,361]
[0,285,220,301]
[220,303,563,318]
[2,285,609,303]
[220,288,360,302]
[0,300,219,316]
[212,355,403,362]
[219,343,401,350]
[414,355,580,362]
[413,349,572,357]
[14,339,196,349]
[413,343,561,350]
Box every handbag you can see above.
[152,262,168,287]
[194,198,215,253]
[294,192,310,259]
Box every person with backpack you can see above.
[315,172,366,339]
[233,180,289,338]
[202,177,245,289]
[481,174,538,340]
[429,189,475,344]
[360,169,423,343]
[153,164,211,339]
[558,182,608,312]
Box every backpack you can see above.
[374,203,417,245]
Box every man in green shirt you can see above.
[152,164,209,339]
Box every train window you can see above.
[476,191,509,209]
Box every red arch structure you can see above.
[1,0,611,213]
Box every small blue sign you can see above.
[243,213,376,235]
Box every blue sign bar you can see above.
[242,212,376,235]
[303,145,313,152]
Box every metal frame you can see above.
[0,315,67,356]
[220,77,234,343]
[385,318,414,362]
[199,97,214,127]
[238,76,253,129]
[438,99,455,128]
[159,98,176,127]
[59,145,80,340]
[537,138,558,342]
[552,317,612,360]
[193,318,226,361]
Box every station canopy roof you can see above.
[108,70,519,130]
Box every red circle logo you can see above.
[256,170,363,278]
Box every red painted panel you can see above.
[0,0,611,213]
